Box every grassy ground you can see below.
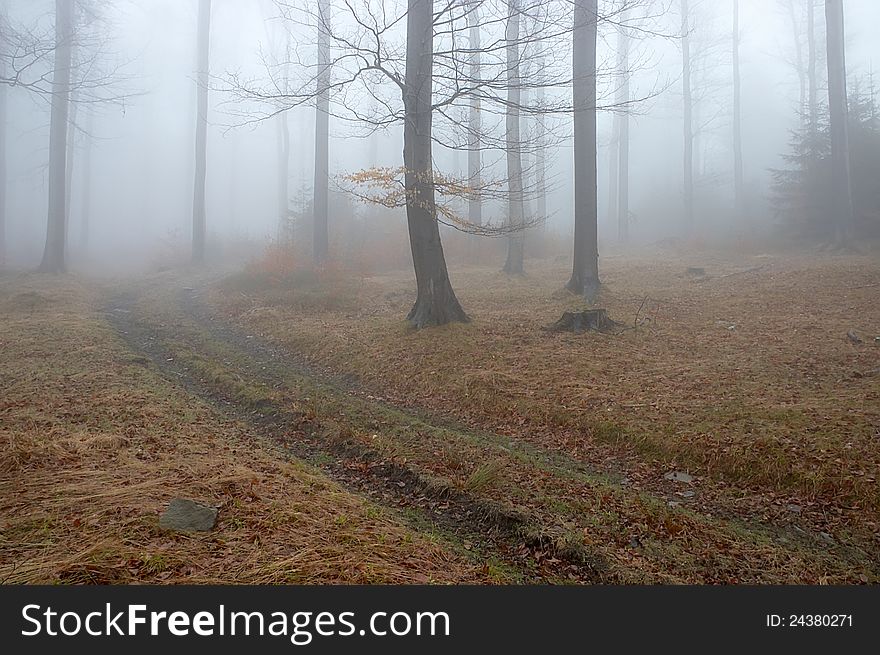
[205,247,880,581]
[0,273,485,584]
[2,245,876,584]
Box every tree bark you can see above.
[467,6,482,230]
[403,0,468,328]
[681,0,694,233]
[313,0,330,266]
[38,0,73,273]
[503,0,525,275]
[191,0,211,265]
[824,0,853,243]
[732,0,745,219]
[567,0,599,300]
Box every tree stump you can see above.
[546,309,619,334]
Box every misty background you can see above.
[2,0,879,271]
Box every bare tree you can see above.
[191,0,211,264]
[467,2,482,231]
[38,0,73,273]
[404,0,469,326]
[732,0,744,219]
[502,0,525,275]
[313,0,330,265]
[566,0,599,300]
[78,106,93,251]
[0,48,6,266]
[610,9,631,243]
[807,0,818,137]
[681,0,693,233]
[824,0,852,244]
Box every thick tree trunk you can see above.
[313,0,330,266]
[191,0,211,264]
[617,16,630,243]
[403,0,468,328]
[503,1,525,275]
[79,108,92,252]
[567,0,599,300]
[824,0,854,244]
[0,57,6,266]
[38,0,73,274]
[732,0,745,220]
[467,7,482,230]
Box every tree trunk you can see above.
[0,57,6,266]
[785,0,807,123]
[38,0,73,274]
[313,0,330,266]
[79,108,92,253]
[467,7,482,230]
[617,16,630,243]
[824,0,854,244]
[608,110,619,230]
[503,1,525,275]
[807,0,818,139]
[681,0,694,234]
[536,64,547,228]
[277,35,291,243]
[403,0,468,328]
[191,0,211,264]
[567,0,599,300]
[732,0,745,220]
[65,89,78,244]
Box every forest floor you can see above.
[2,247,878,583]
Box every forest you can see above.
[1,0,878,588]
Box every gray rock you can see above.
[664,471,694,484]
[159,498,218,532]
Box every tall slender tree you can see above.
[567,0,599,300]
[38,0,73,273]
[807,0,818,138]
[681,0,694,233]
[191,0,211,264]
[0,53,6,266]
[503,0,526,275]
[616,12,631,243]
[313,0,330,266]
[824,0,853,244]
[732,0,744,219]
[79,107,93,252]
[467,3,482,231]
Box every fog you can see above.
[1,0,879,272]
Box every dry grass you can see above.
[0,274,485,584]
[211,248,880,542]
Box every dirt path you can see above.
[104,278,879,583]
[106,285,604,583]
